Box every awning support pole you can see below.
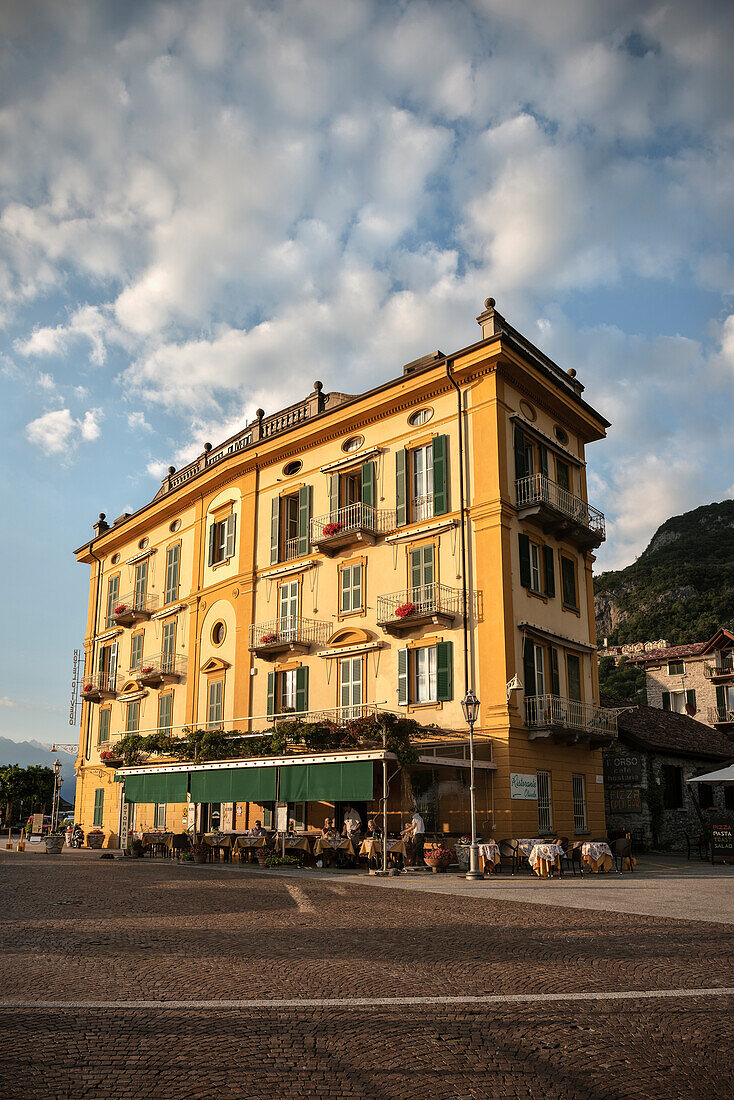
[382,759,388,875]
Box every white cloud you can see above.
[127,410,153,432]
[25,405,104,456]
[0,697,17,708]
[79,408,103,441]
[15,305,120,366]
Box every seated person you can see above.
[248,820,266,837]
[321,817,338,840]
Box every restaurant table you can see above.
[313,837,356,859]
[203,833,234,861]
[477,841,501,873]
[527,841,565,877]
[282,835,314,854]
[139,832,173,856]
[359,838,408,862]
[582,841,613,873]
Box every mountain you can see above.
[0,738,77,804]
[594,500,734,647]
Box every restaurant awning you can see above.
[190,767,277,804]
[687,764,734,784]
[123,772,189,804]
[279,760,374,802]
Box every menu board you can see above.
[608,788,642,814]
[711,818,734,864]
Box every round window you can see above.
[342,435,364,453]
[519,401,536,422]
[554,426,569,445]
[111,553,120,565]
[283,460,303,476]
[138,537,149,550]
[169,519,181,533]
[408,408,433,427]
[211,621,226,646]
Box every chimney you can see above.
[476,297,504,340]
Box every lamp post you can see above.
[52,758,62,832]
[461,689,484,881]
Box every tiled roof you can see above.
[612,704,734,761]
[625,642,707,664]
[700,628,734,655]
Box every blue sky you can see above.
[1,0,733,745]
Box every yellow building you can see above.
[73,298,615,848]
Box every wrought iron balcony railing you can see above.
[515,474,606,543]
[412,494,434,523]
[704,659,734,679]
[130,653,187,684]
[709,706,734,725]
[377,583,463,634]
[248,617,331,654]
[311,502,395,550]
[524,694,617,738]
[109,591,159,626]
[81,670,119,700]
[283,537,302,562]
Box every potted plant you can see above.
[44,826,66,855]
[113,604,128,616]
[322,521,343,537]
[192,841,208,864]
[454,835,472,872]
[395,602,417,619]
[265,853,299,868]
[129,838,145,859]
[256,845,274,867]
[99,750,122,768]
[260,632,279,645]
[424,846,453,873]
[86,828,105,850]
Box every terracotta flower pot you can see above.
[424,856,450,874]
[193,851,208,864]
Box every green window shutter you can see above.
[543,545,555,598]
[225,513,237,560]
[207,522,217,567]
[270,497,280,565]
[298,485,311,556]
[436,641,453,702]
[165,544,179,604]
[130,634,143,670]
[98,710,110,744]
[361,461,375,509]
[561,557,577,607]
[549,648,560,696]
[267,671,276,718]
[396,449,408,526]
[716,684,726,711]
[556,460,570,492]
[295,666,309,715]
[514,426,528,480]
[567,654,582,701]
[93,788,104,826]
[519,534,531,588]
[685,689,696,711]
[329,473,339,517]
[661,691,671,711]
[410,548,421,592]
[523,638,536,698]
[432,435,448,515]
[539,443,549,478]
[397,649,409,705]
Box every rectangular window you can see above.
[534,645,546,696]
[165,544,180,605]
[208,512,236,566]
[537,770,553,833]
[291,801,306,830]
[280,669,297,712]
[409,544,435,606]
[262,803,274,829]
[207,679,224,729]
[126,699,140,734]
[162,621,176,671]
[98,642,118,691]
[98,708,111,745]
[663,691,687,714]
[662,764,683,809]
[411,444,434,522]
[93,788,104,827]
[556,459,571,492]
[667,660,685,675]
[158,692,173,736]
[399,642,452,705]
[134,560,148,610]
[572,774,587,832]
[567,654,582,701]
[279,580,299,640]
[130,632,143,673]
[339,656,363,719]
[414,646,438,704]
[529,542,541,592]
[154,803,167,829]
[282,494,300,560]
[105,574,119,627]
[340,563,363,614]
[561,555,578,608]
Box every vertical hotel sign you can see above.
[510,773,538,800]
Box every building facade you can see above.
[73,299,616,847]
[626,629,734,732]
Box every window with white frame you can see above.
[537,770,553,833]
[411,444,434,521]
[207,512,236,566]
[154,803,167,829]
[529,541,542,593]
[339,656,363,720]
[414,646,438,704]
[667,660,685,675]
[572,774,587,832]
[207,679,224,729]
[280,669,297,712]
[340,563,363,614]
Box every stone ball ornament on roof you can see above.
[484,297,496,310]
[168,466,176,474]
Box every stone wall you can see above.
[644,657,718,728]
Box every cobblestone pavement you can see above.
[0,853,732,1099]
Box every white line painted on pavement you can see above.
[285,883,315,912]
[1,988,732,1010]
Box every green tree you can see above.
[0,764,55,825]
[598,657,647,705]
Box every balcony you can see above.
[524,694,617,746]
[708,706,734,727]
[311,503,396,555]
[81,670,119,703]
[515,474,605,549]
[110,592,159,627]
[377,583,463,636]
[248,617,331,659]
[704,659,734,680]
[131,653,187,687]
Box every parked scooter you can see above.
[67,824,84,849]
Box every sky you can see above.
[1,0,733,745]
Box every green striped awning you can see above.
[189,767,277,804]
[124,772,188,804]
[279,760,374,802]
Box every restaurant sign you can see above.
[510,773,538,800]
[603,750,644,786]
[608,788,642,814]
[711,818,734,864]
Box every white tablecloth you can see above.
[582,841,612,862]
[528,842,564,871]
[516,838,545,859]
[477,842,500,865]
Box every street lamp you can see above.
[461,689,484,881]
[52,759,62,831]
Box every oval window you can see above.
[169,519,181,533]
[554,426,569,445]
[408,408,433,427]
[211,621,226,646]
[138,537,149,550]
[519,401,536,422]
[283,460,303,476]
[111,553,120,565]
[342,435,364,453]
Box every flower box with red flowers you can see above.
[394,602,417,619]
[140,666,154,674]
[99,750,122,767]
[83,684,93,693]
[260,633,279,645]
[322,521,344,537]
[113,605,128,615]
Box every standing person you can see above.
[409,808,425,865]
[341,804,362,839]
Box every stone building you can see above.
[603,703,734,851]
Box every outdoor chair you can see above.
[498,839,520,874]
[170,834,190,860]
[684,832,708,861]
[557,837,573,876]
[613,836,633,873]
